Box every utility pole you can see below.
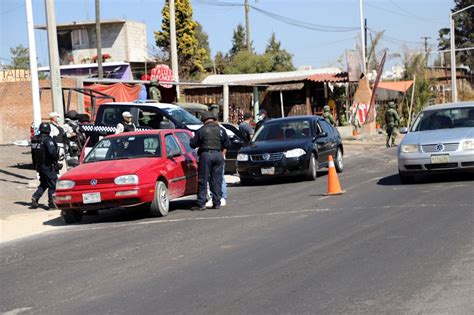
[170,0,180,100]
[359,0,367,75]
[450,4,474,102]
[421,36,430,67]
[25,0,42,127]
[45,0,64,118]
[245,0,251,52]
[95,0,103,79]
[364,18,368,73]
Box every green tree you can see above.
[438,0,473,70]
[154,0,208,80]
[9,44,29,69]
[195,22,211,69]
[224,50,273,74]
[264,33,294,72]
[401,46,434,124]
[229,24,252,56]
[214,51,229,74]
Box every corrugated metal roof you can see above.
[267,83,305,91]
[202,67,342,85]
[307,72,348,83]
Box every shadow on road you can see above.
[237,170,328,187]
[377,173,474,186]
[14,201,49,211]
[8,163,36,171]
[41,199,197,227]
[0,169,34,180]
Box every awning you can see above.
[378,80,413,93]
[267,82,304,91]
[307,72,348,83]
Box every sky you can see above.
[0,0,454,71]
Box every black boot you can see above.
[31,197,39,209]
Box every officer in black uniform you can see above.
[31,123,60,209]
[190,112,230,211]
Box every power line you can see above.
[0,3,25,15]
[387,0,443,23]
[365,1,444,25]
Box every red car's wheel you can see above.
[150,181,169,217]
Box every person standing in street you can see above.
[385,101,400,147]
[239,112,254,143]
[190,112,230,211]
[31,123,59,209]
[255,109,269,132]
[115,111,137,134]
[49,112,71,174]
[323,105,336,126]
[149,80,161,102]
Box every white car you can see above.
[398,102,474,184]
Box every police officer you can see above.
[385,101,400,147]
[190,112,230,211]
[149,79,161,102]
[323,105,336,126]
[49,112,71,174]
[115,111,136,134]
[31,123,60,209]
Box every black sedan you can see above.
[236,116,344,184]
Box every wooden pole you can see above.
[408,75,416,127]
[305,81,311,115]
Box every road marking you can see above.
[56,203,473,234]
[2,307,33,315]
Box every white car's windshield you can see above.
[162,107,202,125]
[85,135,161,163]
[411,107,474,132]
[254,120,312,141]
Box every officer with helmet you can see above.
[323,105,336,126]
[31,123,60,209]
[385,101,400,147]
[190,112,230,211]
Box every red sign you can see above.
[150,64,174,88]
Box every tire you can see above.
[150,181,169,217]
[61,209,83,224]
[305,153,318,181]
[239,177,253,186]
[334,147,344,173]
[399,170,415,184]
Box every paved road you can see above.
[1,147,473,314]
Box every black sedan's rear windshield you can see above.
[85,135,161,163]
[411,107,474,131]
[254,120,312,141]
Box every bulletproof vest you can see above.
[52,124,66,144]
[200,124,222,151]
[385,109,396,125]
[123,122,136,132]
[31,135,56,167]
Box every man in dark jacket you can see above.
[31,123,60,209]
[255,109,269,132]
[239,112,254,143]
[190,112,230,210]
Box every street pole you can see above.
[169,0,180,100]
[25,0,42,127]
[359,0,367,75]
[421,36,430,66]
[450,4,474,103]
[245,0,251,52]
[45,0,64,118]
[223,84,229,123]
[95,0,103,79]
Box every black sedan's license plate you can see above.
[261,167,275,175]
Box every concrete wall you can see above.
[125,22,148,62]
[0,78,78,144]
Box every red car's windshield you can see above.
[85,135,161,163]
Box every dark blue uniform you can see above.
[190,121,230,209]
[31,133,59,208]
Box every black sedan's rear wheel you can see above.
[305,153,318,181]
[335,147,344,173]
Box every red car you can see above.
[54,130,198,223]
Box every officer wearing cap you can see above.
[385,101,400,147]
[116,111,137,134]
[149,79,161,102]
[49,112,72,174]
[323,105,336,126]
[255,109,269,132]
[31,123,59,209]
[190,112,230,211]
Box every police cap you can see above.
[201,111,217,123]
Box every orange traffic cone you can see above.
[324,155,346,196]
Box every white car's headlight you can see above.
[114,175,139,185]
[401,144,418,153]
[285,148,306,158]
[56,180,75,190]
[237,153,249,161]
[462,140,474,150]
